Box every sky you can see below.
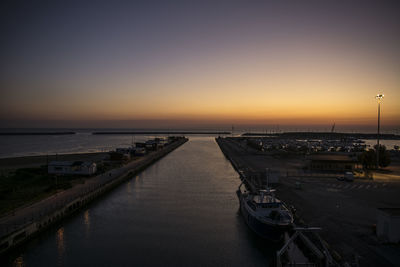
[1,1,399,130]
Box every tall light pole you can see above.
[375,94,384,169]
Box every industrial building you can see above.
[309,154,358,172]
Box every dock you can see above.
[242,131,400,140]
[216,136,400,266]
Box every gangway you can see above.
[276,226,337,267]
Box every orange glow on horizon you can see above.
[1,2,400,129]
[2,27,399,128]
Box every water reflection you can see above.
[56,227,65,266]
[13,256,24,267]
[133,175,143,199]
[83,210,90,237]
[126,181,132,194]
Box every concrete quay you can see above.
[216,137,400,267]
[0,137,188,254]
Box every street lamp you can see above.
[375,94,384,169]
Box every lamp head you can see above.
[375,94,384,102]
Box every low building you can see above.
[309,154,357,172]
[134,147,146,156]
[377,208,400,243]
[109,151,130,161]
[145,140,158,150]
[48,161,97,175]
[116,148,132,154]
[135,142,146,148]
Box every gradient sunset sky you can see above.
[1,1,399,129]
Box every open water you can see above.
[0,131,162,158]
[3,137,276,266]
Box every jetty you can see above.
[92,131,230,135]
[0,137,188,254]
[0,132,76,136]
[242,131,400,140]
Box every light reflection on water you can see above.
[83,210,90,238]
[56,227,65,267]
[12,256,24,267]
[4,137,276,266]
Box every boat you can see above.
[237,183,294,241]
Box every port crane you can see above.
[331,123,335,133]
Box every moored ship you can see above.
[237,183,293,241]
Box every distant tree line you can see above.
[358,145,391,169]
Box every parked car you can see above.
[344,172,354,182]
[336,176,345,181]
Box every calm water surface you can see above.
[4,137,275,266]
[0,133,156,158]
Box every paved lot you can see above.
[279,175,400,267]
[217,137,400,267]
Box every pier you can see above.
[216,136,400,266]
[92,131,230,135]
[242,131,400,140]
[0,137,188,254]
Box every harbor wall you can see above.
[216,137,258,192]
[0,138,188,254]
[215,137,345,265]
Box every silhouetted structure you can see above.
[309,154,357,172]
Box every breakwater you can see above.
[0,132,76,136]
[92,131,230,135]
[215,137,258,192]
[242,131,400,140]
[0,137,188,254]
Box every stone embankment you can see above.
[0,137,188,254]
